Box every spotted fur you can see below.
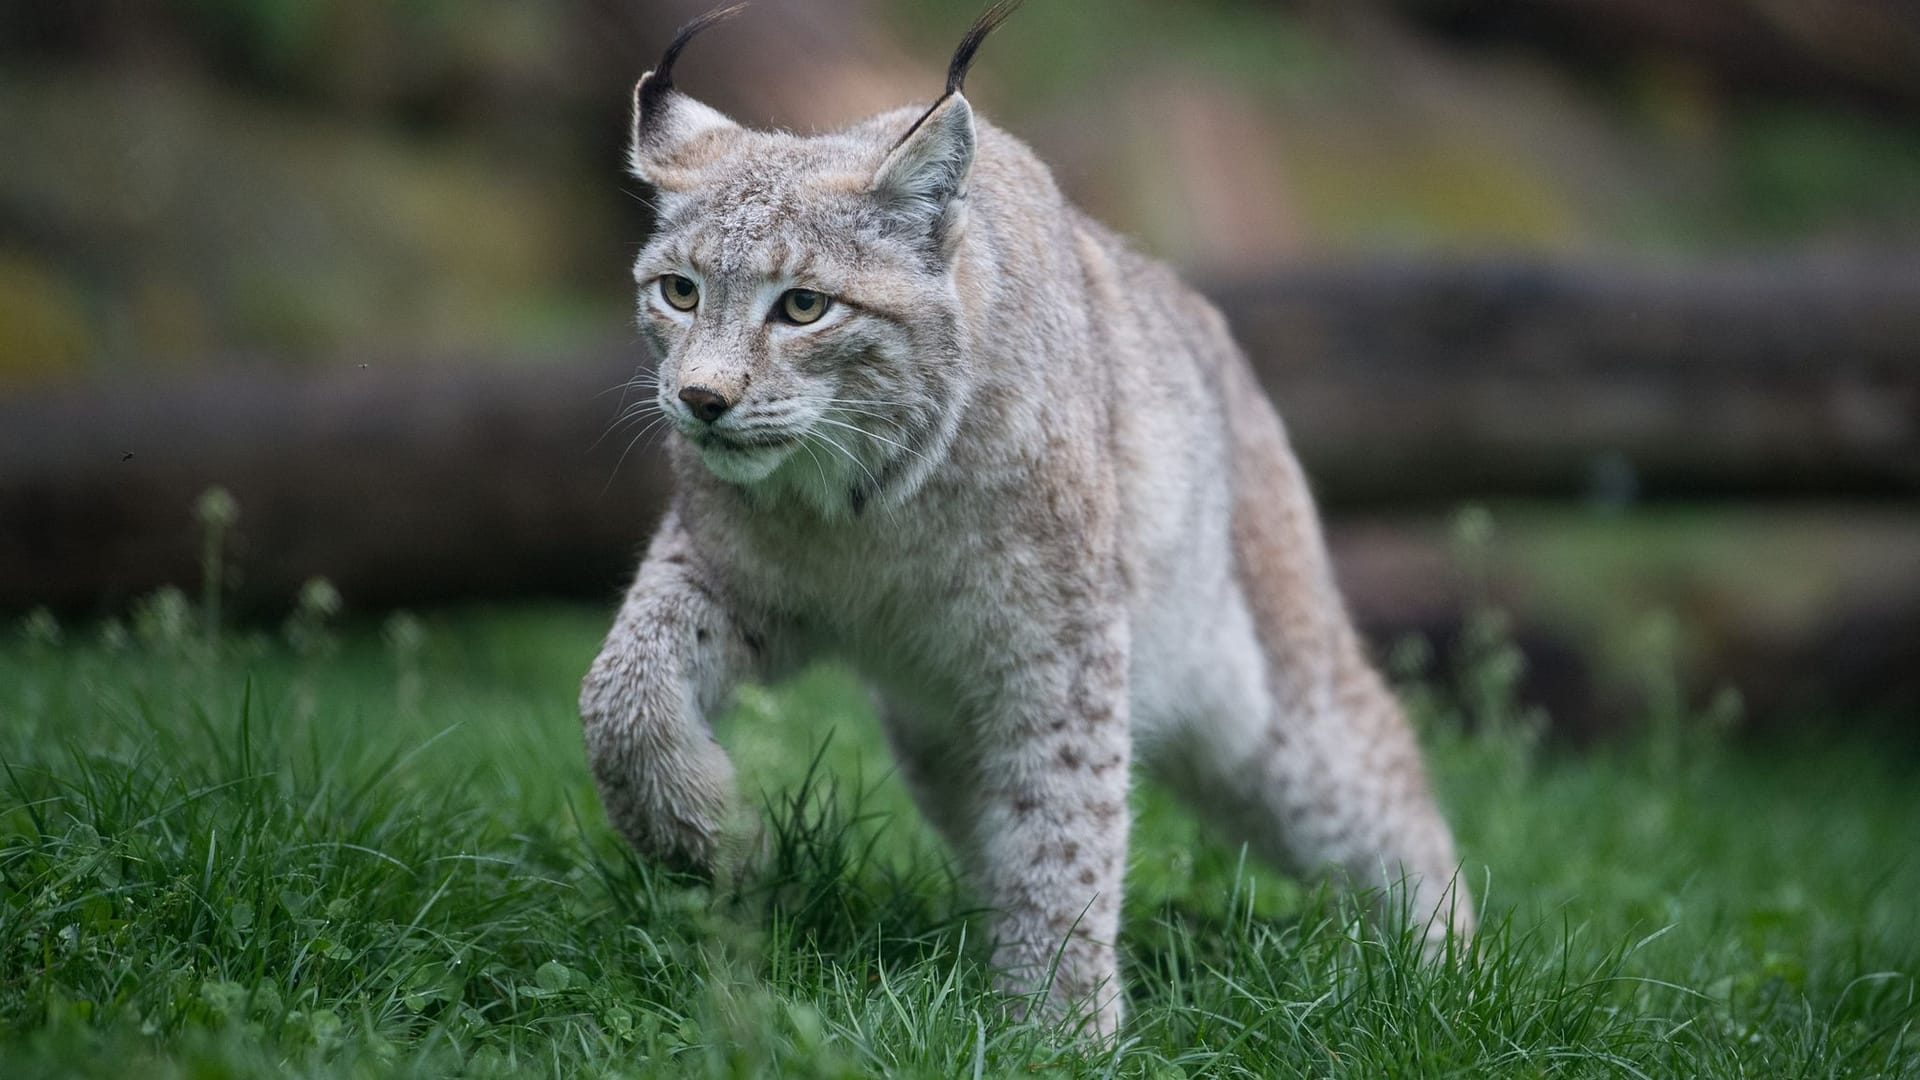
[582,5,1473,1037]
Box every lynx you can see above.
[581,0,1474,1035]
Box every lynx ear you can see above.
[870,0,1026,252]
[870,93,975,251]
[628,74,739,186]
[626,3,749,187]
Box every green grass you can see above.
[2,605,1916,1077]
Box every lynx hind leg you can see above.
[1156,636,1474,950]
[1279,649,1474,945]
[1194,366,1475,947]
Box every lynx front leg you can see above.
[969,638,1133,1038]
[580,523,764,874]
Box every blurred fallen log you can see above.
[1390,0,1920,114]
[1215,258,1920,503]
[0,359,669,617]
[1,257,1916,619]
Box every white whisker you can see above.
[820,404,900,424]
[810,428,881,492]
[592,405,648,451]
[620,186,663,214]
[597,369,663,400]
[797,436,831,497]
[602,412,675,493]
[816,415,929,463]
[593,395,669,451]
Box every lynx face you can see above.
[631,102,977,509]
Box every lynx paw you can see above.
[591,729,749,876]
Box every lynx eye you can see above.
[660,274,700,312]
[778,288,831,326]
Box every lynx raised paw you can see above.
[581,657,750,876]
[588,730,746,874]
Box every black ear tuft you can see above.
[640,2,754,116]
[891,0,1028,155]
[945,0,1029,98]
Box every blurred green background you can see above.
[5,0,1920,378]
[1,1,1916,735]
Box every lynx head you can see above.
[627,1,1026,514]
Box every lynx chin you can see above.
[582,0,1474,1036]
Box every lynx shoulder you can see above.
[581,0,1473,1036]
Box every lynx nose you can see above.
[678,385,731,424]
